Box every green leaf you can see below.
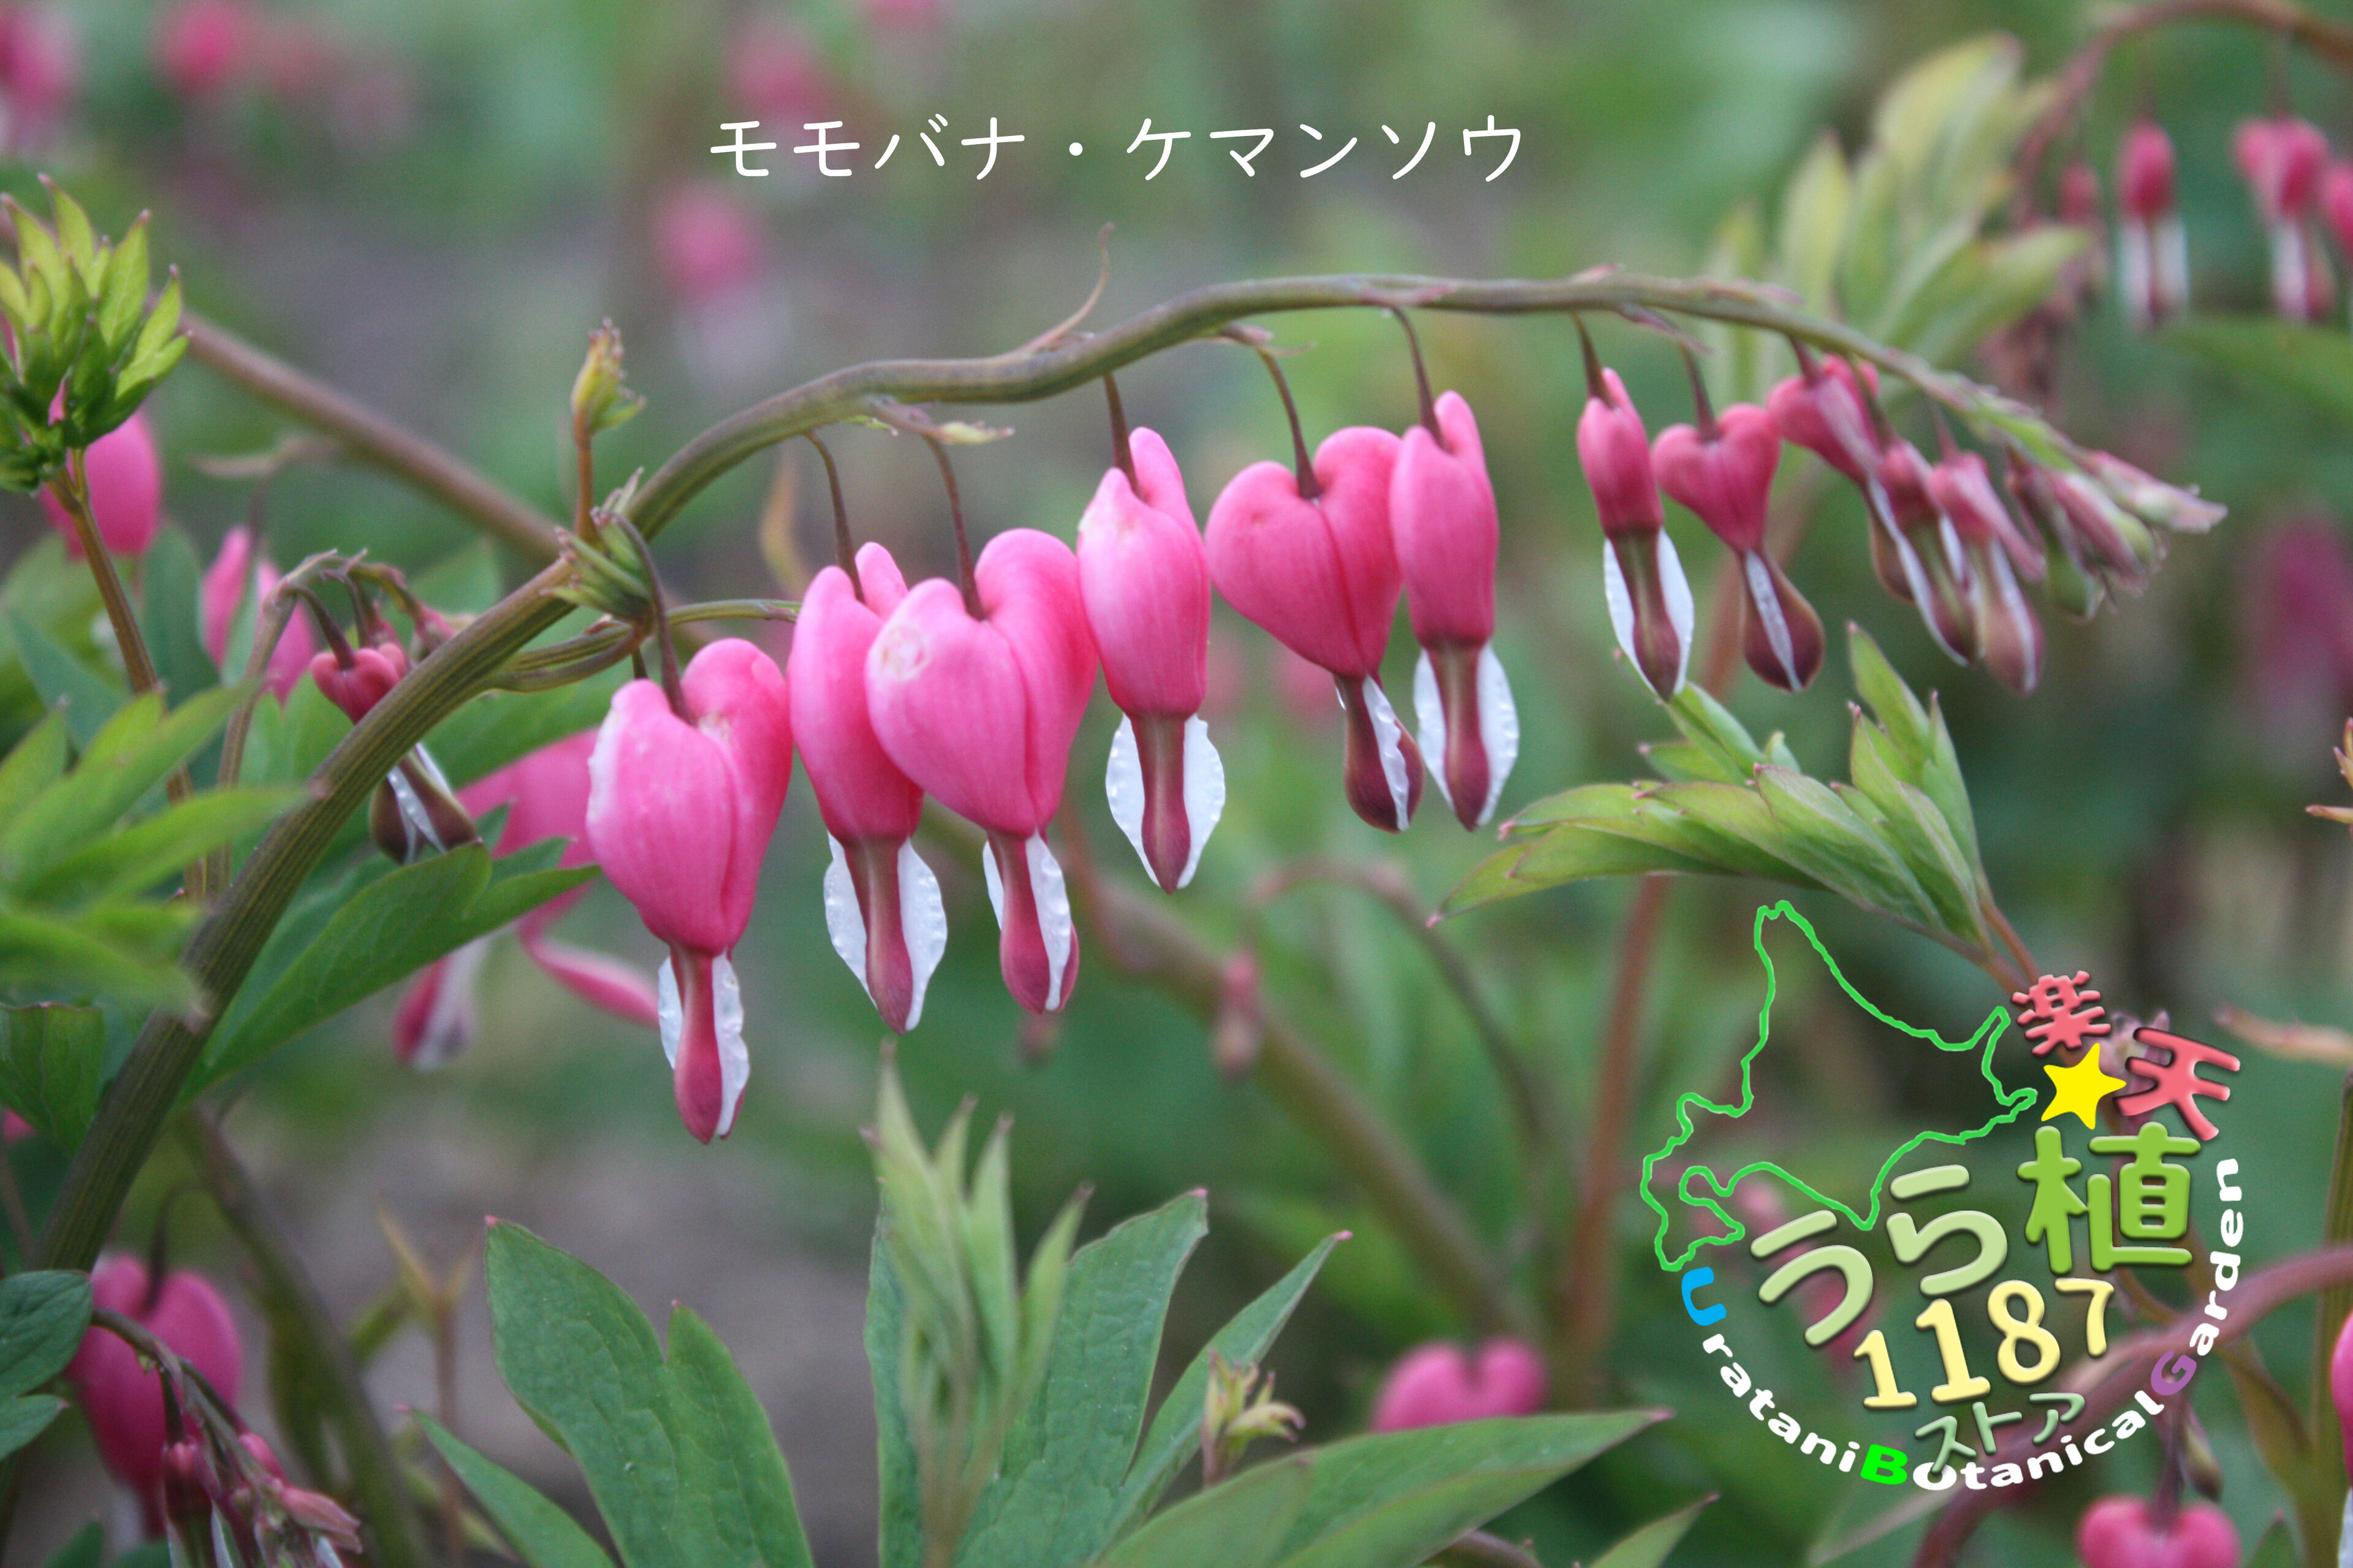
[1752,767,1936,929]
[1847,626,1931,765]
[2,611,120,749]
[198,843,594,1088]
[0,1394,63,1461]
[665,1306,816,1568]
[18,787,297,907]
[960,1192,1210,1568]
[2165,316,2353,426]
[37,1521,101,1568]
[1109,1232,1345,1540]
[94,219,148,354]
[0,1270,94,1398]
[47,187,94,273]
[0,909,192,1007]
[1776,131,1850,316]
[136,527,220,719]
[0,1006,104,1147]
[867,1227,922,1568]
[418,1417,615,1568]
[1663,686,1765,781]
[1270,1413,1662,1567]
[0,712,69,830]
[1589,1495,1713,1568]
[2241,1518,2297,1568]
[428,674,626,790]
[484,1222,815,1568]
[1,683,247,884]
[1093,1455,1314,1568]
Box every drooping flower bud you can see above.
[1391,392,1519,826]
[867,530,1096,1014]
[1653,402,1823,691]
[152,0,255,98]
[309,637,406,723]
[1206,425,1423,831]
[1765,357,1931,610]
[1877,439,1977,663]
[2075,1495,2240,1568]
[1926,450,2045,693]
[66,1257,243,1533]
[1078,426,1228,883]
[40,411,162,559]
[2235,115,2334,321]
[789,542,946,1032]
[200,526,314,699]
[1577,367,1692,702]
[586,639,791,1141]
[2117,118,2189,330]
[2083,451,2226,536]
[1369,1338,1547,1432]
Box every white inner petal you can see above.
[1601,539,1638,676]
[1936,513,1970,582]
[1025,833,1074,1010]
[1412,651,1451,809]
[1178,714,1225,888]
[982,838,1006,926]
[656,955,682,1069]
[1988,548,2040,689]
[899,841,948,1029]
[1104,715,1149,874]
[1743,551,1799,688]
[712,952,747,1138]
[2155,216,2189,314]
[1659,530,1694,695]
[411,937,491,1072]
[1362,678,1413,827]
[2118,226,2154,330]
[2271,219,2309,317]
[387,767,442,859]
[821,836,872,1001]
[1876,507,1956,661]
[1474,643,1519,827]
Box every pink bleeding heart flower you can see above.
[2326,162,2353,272]
[867,530,1096,1014]
[1078,426,1226,886]
[1876,438,1978,663]
[2118,118,2189,330]
[2236,115,2334,321]
[1926,450,2047,695]
[392,732,663,1068]
[2075,1496,2240,1568]
[200,526,314,700]
[308,637,407,724]
[788,542,947,1032]
[1652,401,1823,692]
[728,17,829,127]
[2,1108,28,1142]
[655,184,764,306]
[0,5,76,151]
[40,412,162,559]
[1766,356,1931,608]
[586,639,791,1142]
[1391,392,1519,827]
[1207,425,1422,831]
[67,1256,243,1534]
[2331,1306,2353,1477]
[1577,366,1691,702]
[151,0,254,99]
[1369,1339,1547,1432]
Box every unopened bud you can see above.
[370,748,478,865]
[2084,452,2226,535]
[1199,1350,1302,1485]
[570,320,645,439]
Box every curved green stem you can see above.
[34,268,2058,1279]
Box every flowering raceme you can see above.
[199,525,314,699]
[1578,365,1690,701]
[788,542,947,1032]
[1652,398,1823,691]
[587,638,791,1142]
[66,1257,243,1534]
[1078,425,1227,885]
[1391,390,1518,827]
[1208,424,1421,830]
[1926,449,2046,694]
[40,411,162,558]
[2117,118,2189,329]
[2235,113,2333,321]
[867,530,1095,1014]
[393,731,662,1067]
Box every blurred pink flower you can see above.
[1369,1339,1547,1431]
[40,412,162,559]
[654,184,764,305]
[200,526,315,700]
[0,4,74,150]
[728,17,830,126]
[152,0,257,99]
[2243,517,2353,758]
[2075,1495,2238,1568]
[863,0,948,30]
[67,1257,243,1534]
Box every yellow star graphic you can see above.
[2041,1052,2126,1129]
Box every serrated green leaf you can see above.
[0,1394,63,1461]
[960,1192,1208,1568]
[0,1271,93,1398]
[196,843,594,1089]
[1589,1495,1713,1568]
[94,219,148,354]
[0,908,192,1007]
[18,786,297,907]
[1754,767,1936,929]
[1839,778,1979,944]
[418,1417,615,1568]
[127,274,182,370]
[1502,783,1646,838]
[0,1005,104,1147]
[1633,740,1723,785]
[1777,131,1850,316]
[47,187,94,274]
[1511,820,1720,883]
[2,682,246,884]
[1663,686,1764,779]
[2,611,120,749]
[1110,1233,1345,1539]
[1094,1455,1313,1568]
[1847,626,1931,765]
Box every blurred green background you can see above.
[7,0,2353,1564]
